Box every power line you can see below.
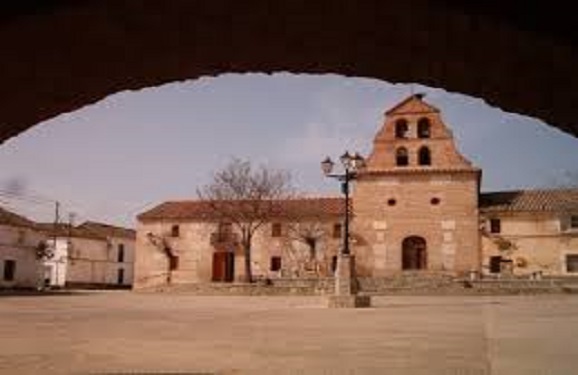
[0,190,55,205]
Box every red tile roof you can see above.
[137,198,345,222]
[385,93,440,115]
[36,223,105,240]
[0,206,35,228]
[77,221,136,240]
[480,189,578,213]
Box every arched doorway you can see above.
[402,236,427,270]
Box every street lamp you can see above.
[321,151,371,308]
[321,152,366,256]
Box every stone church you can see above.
[134,94,578,288]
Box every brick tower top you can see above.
[364,93,478,174]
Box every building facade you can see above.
[0,207,47,289]
[480,190,578,276]
[135,199,344,288]
[40,221,136,288]
[134,94,578,288]
[353,94,481,277]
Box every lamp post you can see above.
[321,151,371,308]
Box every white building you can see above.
[39,221,136,288]
[0,207,47,289]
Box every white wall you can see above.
[0,225,45,288]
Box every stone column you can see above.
[326,254,371,308]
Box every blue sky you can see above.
[1,73,577,228]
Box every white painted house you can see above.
[39,221,136,288]
[0,207,47,289]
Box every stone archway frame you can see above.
[1,0,577,143]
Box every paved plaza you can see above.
[0,291,577,374]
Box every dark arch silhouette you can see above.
[395,119,409,138]
[402,236,427,270]
[418,146,431,166]
[1,1,578,143]
[396,147,409,166]
[417,118,431,139]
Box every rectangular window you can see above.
[271,223,282,237]
[117,268,125,284]
[117,244,125,263]
[214,222,233,242]
[219,222,232,234]
[571,215,578,229]
[3,260,16,281]
[566,255,578,273]
[171,224,180,237]
[17,230,26,245]
[169,256,179,271]
[489,256,502,274]
[331,255,338,273]
[333,223,342,239]
[490,218,501,234]
[270,256,282,271]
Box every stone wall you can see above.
[137,274,577,296]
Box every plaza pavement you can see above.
[0,291,577,374]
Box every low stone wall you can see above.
[137,275,578,296]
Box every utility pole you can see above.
[67,212,75,240]
[52,201,60,255]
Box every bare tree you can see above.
[146,232,178,284]
[197,158,293,283]
[284,220,327,277]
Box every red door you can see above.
[212,252,235,282]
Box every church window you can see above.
[395,119,409,138]
[396,147,409,166]
[418,146,431,166]
[417,118,431,138]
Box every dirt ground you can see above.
[0,291,577,374]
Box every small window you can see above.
[333,223,342,239]
[489,256,502,274]
[3,260,15,281]
[17,230,26,245]
[395,119,409,138]
[117,268,125,284]
[417,118,431,138]
[418,146,431,166]
[270,256,282,271]
[169,256,179,271]
[490,218,501,234]
[271,223,282,237]
[571,215,578,229]
[387,198,397,206]
[431,197,440,205]
[171,225,180,237]
[331,256,338,273]
[117,244,125,263]
[396,147,409,166]
[566,255,578,273]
